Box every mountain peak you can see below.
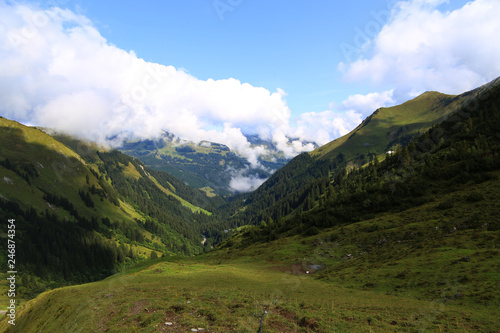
[311,85,479,162]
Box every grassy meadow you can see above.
[2,254,497,332]
[2,161,499,332]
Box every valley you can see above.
[3,188,499,332]
[1,77,499,332]
[120,132,292,196]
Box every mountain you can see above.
[2,77,500,332]
[0,118,225,297]
[119,132,310,196]
[225,78,500,228]
[221,75,500,302]
[4,223,499,332]
[312,90,472,162]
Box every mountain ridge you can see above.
[218,76,500,232]
[119,131,295,196]
[0,118,226,298]
[312,90,462,161]
[1,77,500,332]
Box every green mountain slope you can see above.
[223,76,500,304]
[0,118,223,297]
[231,76,500,233]
[312,90,468,162]
[120,133,287,196]
[2,78,500,332]
[3,188,499,332]
[225,78,500,228]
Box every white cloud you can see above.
[340,0,500,100]
[4,0,494,175]
[342,90,395,115]
[294,110,363,145]
[290,89,395,146]
[0,2,306,165]
[228,168,267,193]
[298,0,500,148]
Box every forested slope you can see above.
[224,77,500,232]
[0,119,224,298]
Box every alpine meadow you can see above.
[1,1,500,332]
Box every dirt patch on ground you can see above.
[128,299,149,316]
[275,305,298,322]
[95,302,118,332]
[273,263,309,275]
[266,318,302,332]
[155,311,188,332]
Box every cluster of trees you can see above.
[89,150,207,255]
[89,149,233,255]
[78,189,94,208]
[0,159,39,185]
[0,200,136,298]
[175,145,196,153]
[0,140,229,298]
[2,80,498,301]
[158,150,251,193]
[43,192,79,217]
[219,152,345,229]
[125,140,273,196]
[233,78,500,243]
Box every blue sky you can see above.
[62,0,390,116]
[63,0,468,116]
[1,0,498,162]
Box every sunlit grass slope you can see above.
[3,245,498,332]
[312,91,465,162]
[0,117,217,301]
[2,140,499,332]
[3,169,499,332]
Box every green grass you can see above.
[311,91,464,162]
[0,119,92,214]
[0,116,210,235]
[120,134,287,197]
[4,171,500,333]
[0,167,48,212]
[2,174,499,331]
[148,174,211,215]
[123,138,230,164]
[3,251,498,332]
[199,186,217,198]
[0,120,116,221]
[2,85,500,332]
[0,273,14,318]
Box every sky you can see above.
[1,0,499,170]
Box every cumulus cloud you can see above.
[0,1,406,170]
[228,168,267,193]
[0,2,309,167]
[339,0,500,100]
[291,0,500,149]
[3,0,495,181]
[291,89,395,146]
[342,90,395,115]
[294,110,358,145]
